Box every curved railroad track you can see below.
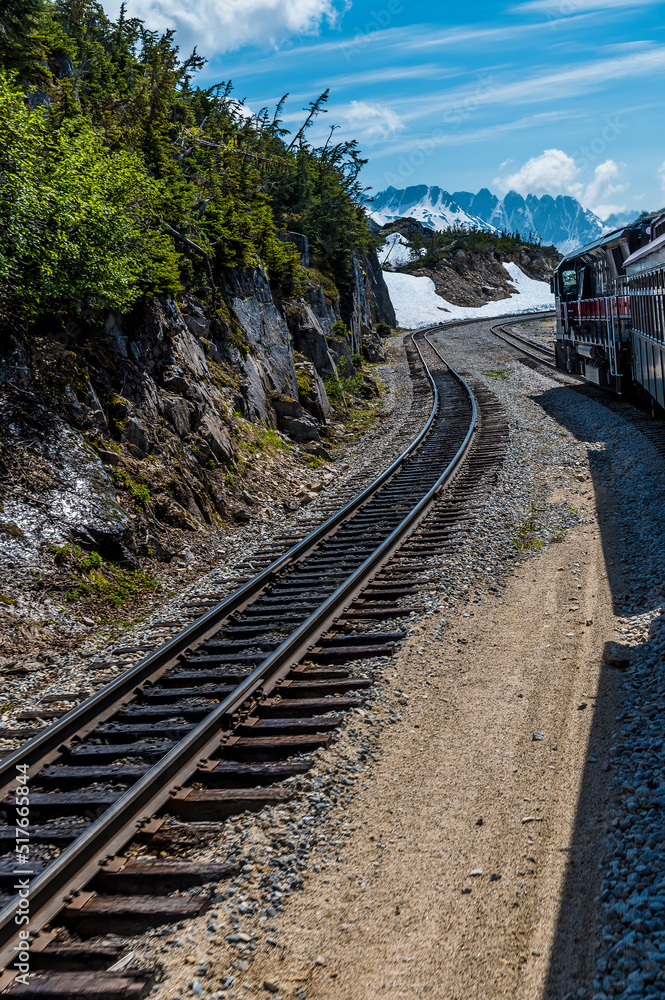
[0,329,510,998]
[490,320,557,367]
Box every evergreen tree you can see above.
[0,1,375,329]
[0,0,46,79]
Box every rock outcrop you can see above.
[377,219,561,308]
[0,250,394,567]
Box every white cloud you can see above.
[494,149,629,220]
[342,101,404,143]
[494,148,583,197]
[356,46,665,136]
[514,0,663,13]
[659,161,665,196]
[582,160,628,218]
[104,0,346,52]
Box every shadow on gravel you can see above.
[542,659,623,999]
[531,382,652,616]
[528,384,654,999]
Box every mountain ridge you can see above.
[369,185,612,255]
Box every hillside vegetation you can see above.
[0,0,398,649]
[0,0,375,332]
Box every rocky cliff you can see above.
[0,253,395,589]
[408,244,559,308]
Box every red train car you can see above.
[552,222,648,393]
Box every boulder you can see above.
[184,314,210,337]
[161,396,192,438]
[98,449,119,467]
[296,362,332,424]
[153,495,200,531]
[326,336,356,378]
[302,442,333,460]
[121,417,150,455]
[362,250,397,328]
[236,354,272,424]
[198,410,234,464]
[162,368,191,394]
[72,524,138,567]
[272,394,303,418]
[279,415,320,442]
[229,268,298,399]
[602,641,632,669]
[359,371,381,398]
[286,303,337,378]
[361,324,387,363]
[107,395,131,420]
[144,534,173,562]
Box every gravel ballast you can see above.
[7,315,665,1000]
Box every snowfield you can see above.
[383,262,555,328]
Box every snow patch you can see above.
[379,233,419,269]
[383,262,554,329]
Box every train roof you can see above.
[624,231,665,271]
[555,220,645,272]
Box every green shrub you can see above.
[296,368,312,396]
[0,75,180,322]
[331,320,348,338]
[323,366,363,409]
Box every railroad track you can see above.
[490,321,557,367]
[0,330,508,998]
[491,320,665,461]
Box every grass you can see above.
[236,421,292,472]
[296,369,312,397]
[482,369,512,381]
[512,505,543,552]
[111,469,151,507]
[67,565,160,607]
[51,544,160,608]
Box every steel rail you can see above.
[490,322,557,365]
[0,332,477,968]
[491,322,591,386]
[0,338,439,801]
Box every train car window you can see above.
[562,269,577,295]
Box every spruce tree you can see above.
[0,0,46,78]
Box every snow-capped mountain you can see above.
[369,186,498,234]
[602,209,641,231]
[369,185,605,254]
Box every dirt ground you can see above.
[245,497,623,999]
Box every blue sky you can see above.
[104,0,665,218]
